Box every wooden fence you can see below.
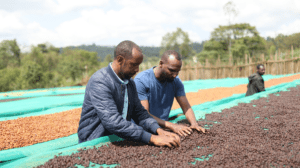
[137,47,300,81]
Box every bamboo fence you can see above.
[137,47,300,81]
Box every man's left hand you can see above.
[157,128,180,142]
[190,124,205,133]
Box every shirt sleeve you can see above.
[175,77,186,97]
[254,79,265,92]
[134,76,149,100]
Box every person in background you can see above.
[246,64,266,96]
[77,41,180,148]
[134,50,205,137]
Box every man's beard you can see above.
[162,71,174,82]
[120,69,130,79]
[120,62,132,79]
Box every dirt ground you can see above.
[0,74,300,150]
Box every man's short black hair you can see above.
[257,64,264,69]
[161,50,182,62]
[114,40,142,60]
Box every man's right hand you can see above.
[169,123,193,137]
[149,134,181,148]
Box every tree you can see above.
[0,39,21,69]
[0,68,21,92]
[37,42,60,53]
[198,23,267,64]
[104,54,113,62]
[21,60,45,89]
[269,45,276,55]
[223,1,239,56]
[58,49,98,83]
[160,28,194,59]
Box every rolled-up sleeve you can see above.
[90,77,152,143]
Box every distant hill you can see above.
[64,42,205,61]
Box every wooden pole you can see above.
[292,45,294,74]
[249,56,252,76]
[205,59,210,79]
[245,54,248,77]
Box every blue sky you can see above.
[0,0,300,52]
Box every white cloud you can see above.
[46,0,110,14]
[0,10,24,33]
[52,4,171,46]
[193,10,227,32]
[1,0,300,48]
[265,19,300,37]
[187,30,202,42]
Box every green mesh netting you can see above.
[0,95,84,118]
[1,73,298,121]
[0,105,82,122]
[182,73,297,93]
[0,86,85,100]
[1,79,299,168]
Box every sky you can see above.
[1,0,300,52]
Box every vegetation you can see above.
[0,25,299,92]
[197,23,267,64]
[0,40,100,92]
[160,28,195,60]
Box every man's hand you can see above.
[190,124,205,133]
[149,134,181,148]
[156,128,180,142]
[169,123,193,137]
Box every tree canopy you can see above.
[160,28,195,59]
[198,23,267,64]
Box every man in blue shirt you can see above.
[77,41,180,148]
[134,50,205,137]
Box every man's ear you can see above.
[116,55,124,65]
[159,60,163,68]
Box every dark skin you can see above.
[140,54,205,137]
[111,48,181,148]
[257,66,265,76]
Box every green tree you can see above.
[58,49,98,83]
[20,60,45,89]
[0,39,21,69]
[104,54,113,62]
[37,43,60,54]
[269,45,276,55]
[0,68,21,92]
[199,23,267,64]
[160,28,195,59]
[223,1,239,56]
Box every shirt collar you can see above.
[109,62,128,85]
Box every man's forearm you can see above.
[184,108,198,125]
[148,113,174,129]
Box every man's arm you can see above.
[131,81,181,146]
[176,96,205,133]
[140,99,194,137]
[254,79,265,92]
[140,100,174,129]
[90,79,152,144]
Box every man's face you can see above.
[257,66,265,75]
[119,48,143,79]
[160,55,182,82]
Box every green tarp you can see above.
[1,79,299,168]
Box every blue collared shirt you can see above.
[109,63,129,119]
